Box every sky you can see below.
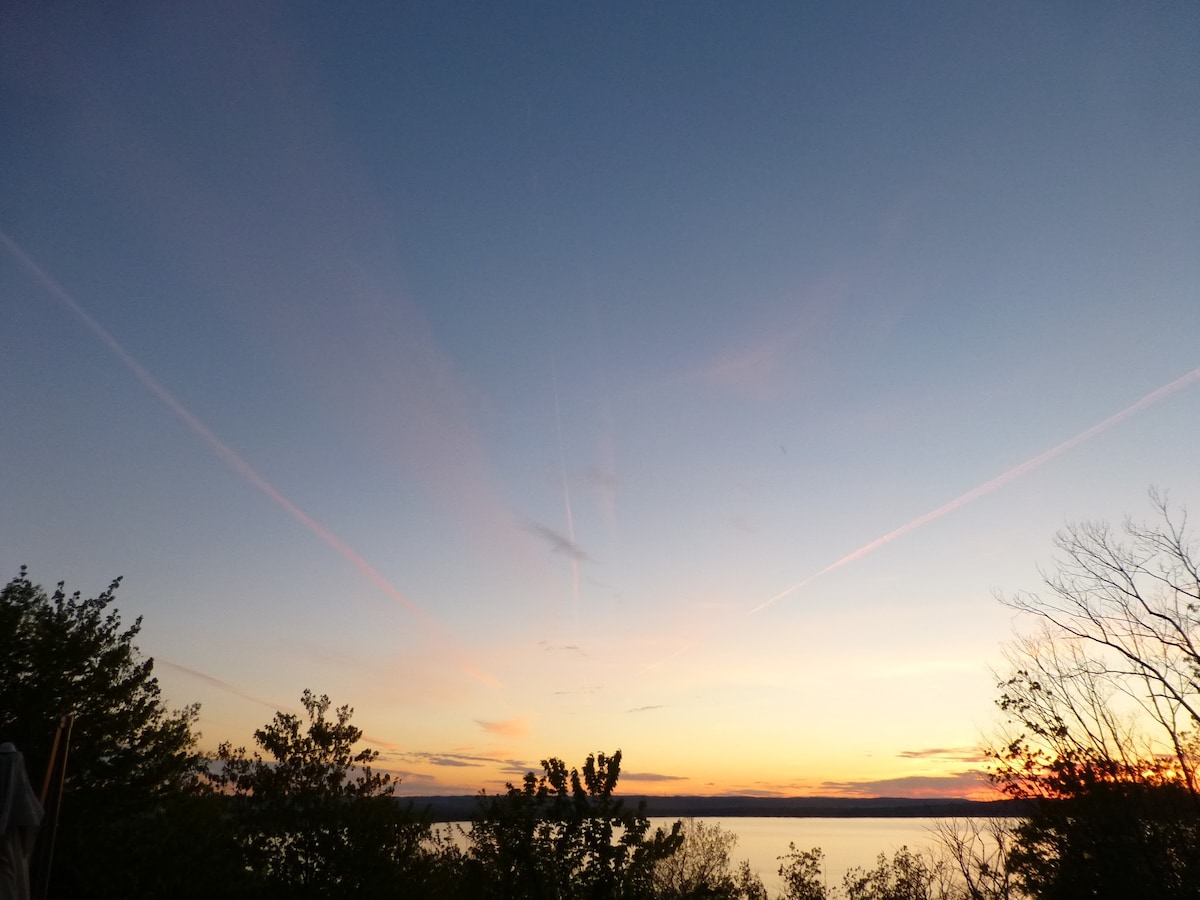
[3,2,1199,799]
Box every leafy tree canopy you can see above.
[216,690,434,899]
[217,688,391,800]
[0,567,202,803]
[652,818,766,900]
[841,847,949,900]
[0,567,207,899]
[468,749,683,899]
[778,844,827,900]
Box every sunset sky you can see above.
[3,3,1198,798]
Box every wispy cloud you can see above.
[475,717,530,739]
[538,640,585,654]
[402,754,483,768]
[385,770,443,791]
[819,770,992,799]
[897,747,986,764]
[527,522,593,562]
[729,787,787,797]
[620,771,687,782]
[581,466,619,493]
[397,750,532,771]
[683,279,846,398]
[499,761,538,776]
[699,335,794,396]
[627,705,664,713]
[730,515,758,536]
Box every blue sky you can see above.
[3,2,1199,796]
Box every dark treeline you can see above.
[3,494,1199,899]
[413,795,1030,823]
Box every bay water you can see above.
[649,817,948,896]
[440,816,954,896]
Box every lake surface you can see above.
[441,816,952,895]
[649,817,947,895]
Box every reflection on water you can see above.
[649,817,946,895]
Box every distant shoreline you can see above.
[405,794,1029,823]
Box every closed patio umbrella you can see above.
[0,744,43,900]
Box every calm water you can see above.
[441,817,950,896]
[649,817,946,896]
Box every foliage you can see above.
[216,689,436,899]
[217,689,391,799]
[732,859,769,900]
[0,567,203,800]
[841,846,951,900]
[778,844,827,900]
[0,568,206,898]
[1005,777,1200,900]
[466,749,683,899]
[990,492,1200,899]
[75,789,255,900]
[653,818,766,899]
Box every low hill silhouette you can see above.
[408,794,1030,822]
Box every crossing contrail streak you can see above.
[2,229,498,685]
[159,660,396,747]
[551,359,581,628]
[751,364,1200,615]
[157,659,291,712]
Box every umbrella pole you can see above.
[38,718,65,807]
[36,714,73,900]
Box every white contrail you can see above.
[551,358,581,628]
[751,364,1200,615]
[2,228,498,686]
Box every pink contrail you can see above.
[2,229,496,683]
[159,659,397,748]
[551,360,581,627]
[157,659,292,712]
[751,364,1200,615]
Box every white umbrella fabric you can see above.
[0,744,43,900]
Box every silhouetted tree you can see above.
[0,568,211,899]
[732,860,769,900]
[214,691,441,897]
[990,492,1200,898]
[777,844,827,900]
[928,818,1025,900]
[216,690,437,899]
[841,846,952,900]
[0,568,203,801]
[653,818,766,899]
[466,749,682,899]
